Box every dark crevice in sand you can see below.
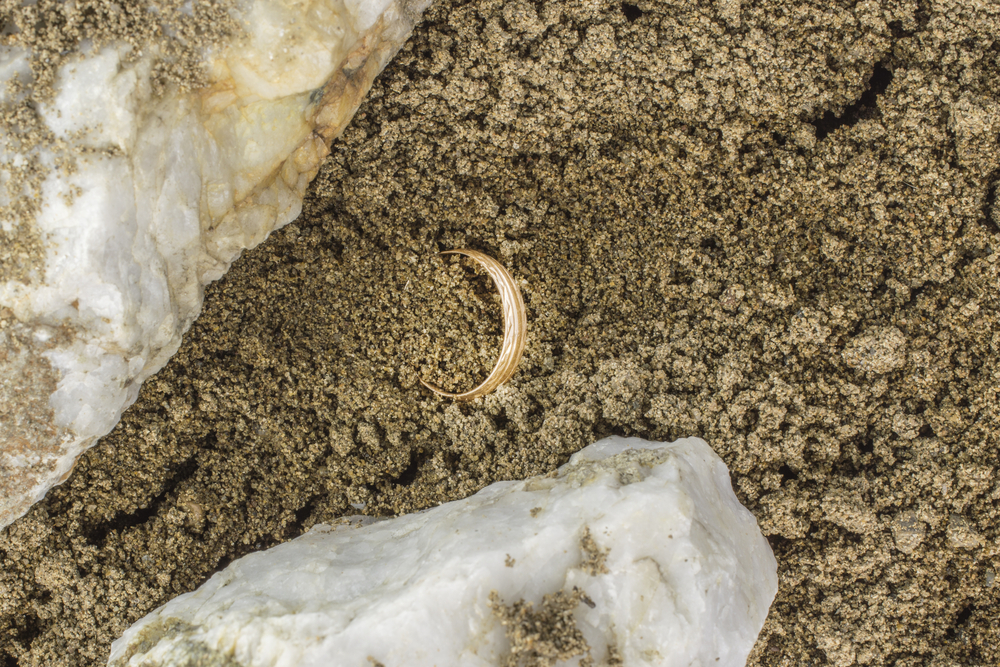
[285,495,322,539]
[4,612,41,665]
[983,179,999,235]
[812,63,894,141]
[619,3,641,23]
[391,449,427,487]
[777,464,798,484]
[85,455,200,547]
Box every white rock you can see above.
[108,436,778,667]
[0,0,430,529]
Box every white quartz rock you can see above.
[0,0,430,529]
[108,436,778,667]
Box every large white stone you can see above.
[108,436,778,667]
[0,0,430,529]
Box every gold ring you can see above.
[421,249,527,401]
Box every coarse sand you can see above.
[2,0,1000,665]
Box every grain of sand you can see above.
[2,0,1000,665]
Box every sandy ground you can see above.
[2,0,1000,665]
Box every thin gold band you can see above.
[420,250,527,401]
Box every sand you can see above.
[1,0,999,664]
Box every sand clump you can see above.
[490,587,594,667]
[1,0,1000,665]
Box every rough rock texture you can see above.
[1,0,999,665]
[108,436,777,667]
[0,0,431,529]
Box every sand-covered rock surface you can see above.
[1,0,999,665]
